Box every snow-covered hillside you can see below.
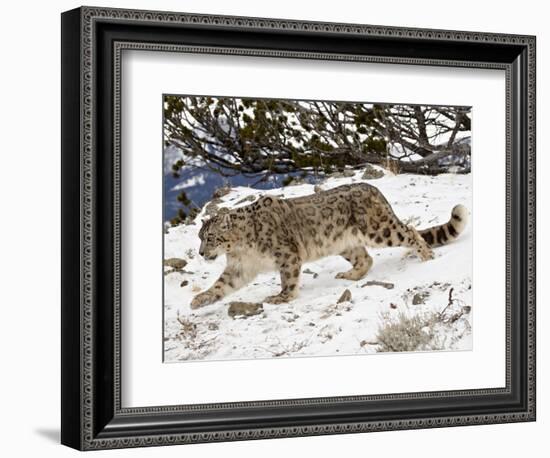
[163,168,472,362]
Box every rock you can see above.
[361,165,384,180]
[180,280,189,287]
[412,292,429,305]
[202,199,222,217]
[343,169,356,177]
[213,185,231,198]
[287,177,307,186]
[228,301,264,319]
[337,289,352,303]
[361,280,395,289]
[330,169,356,178]
[163,258,187,270]
[235,194,256,205]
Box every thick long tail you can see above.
[419,204,469,247]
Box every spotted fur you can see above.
[190,183,468,308]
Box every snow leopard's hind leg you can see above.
[390,224,434,261]
[336,246,373,280]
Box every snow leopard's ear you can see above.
[217,207,232,230]
[199,216,212,229]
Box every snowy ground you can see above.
[163,168,472,362]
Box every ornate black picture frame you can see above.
[61,6,536,450]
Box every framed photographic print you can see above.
[61,6,536,450]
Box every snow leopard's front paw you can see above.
[418,247,435,261]
[190,291,218,309]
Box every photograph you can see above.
[162,95,473,362]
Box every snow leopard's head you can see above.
[198,208,238,260]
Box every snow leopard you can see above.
[191,183,468,308]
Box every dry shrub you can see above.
[376,312,440,352]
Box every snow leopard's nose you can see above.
[198,241,206,257]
